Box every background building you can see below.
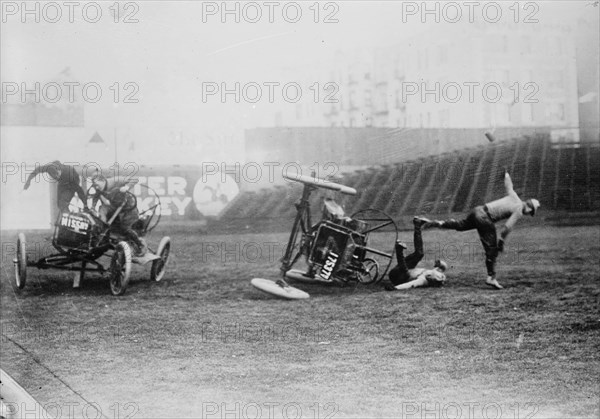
[271,17,597,145]
[576,9,600,141]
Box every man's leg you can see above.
[388,242,411,286]
[404,220,425,269]
[120,209,147,256]
[57,185,74,212]
[123,229,147,256]
[415,210,476,231]
[476,221,503,289]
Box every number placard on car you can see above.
[60,213,90,233]
[319,251,339,281]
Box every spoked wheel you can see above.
[357,258,380,284]
[103,190,138,212]
[14,233,27,289]
[110,241,132,296]
[350,208,398,283]
[151,236,171,282]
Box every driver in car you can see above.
[91,174,147,257]
[385,217,448,290]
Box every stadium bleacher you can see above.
[450,149,481,213]
[216,134,600,232]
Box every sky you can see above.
[1,1,596,162]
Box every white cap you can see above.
[526,199,540,216]
[435,260,448,271]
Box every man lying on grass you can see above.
[385,217,448,291]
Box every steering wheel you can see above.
[349,208,399,283]
[86,185,138,212]
[109,190,138,212]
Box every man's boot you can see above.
[414,216,443,229]
[485,275,504,290]
[395,241,407,251]
[136,237,148,257]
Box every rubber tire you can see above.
[357,258,379,284]
[285,268,333,284]
[285,268,315,282]
[282,173,357,195]
[110,241,132,296]
[15,233,27,289]
[151,236,171,282]
[251,278,310,300]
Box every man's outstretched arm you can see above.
[504,171,514,194]
[393,276,428,290]
[498,210,522,251]
[23,163,52,189]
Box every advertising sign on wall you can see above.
[131,166,240,220]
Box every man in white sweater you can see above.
[417,171,540,290]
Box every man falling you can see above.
[416,171,540,290]
[385,217,448,291]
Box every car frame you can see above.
[13,188,171,296]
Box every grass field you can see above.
[1,224,599,418]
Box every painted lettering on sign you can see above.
[320,251,339,280]
[60,214,89,232]
[130,174,239,217]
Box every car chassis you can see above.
[13,187,171,296]
[280,174,399,286]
